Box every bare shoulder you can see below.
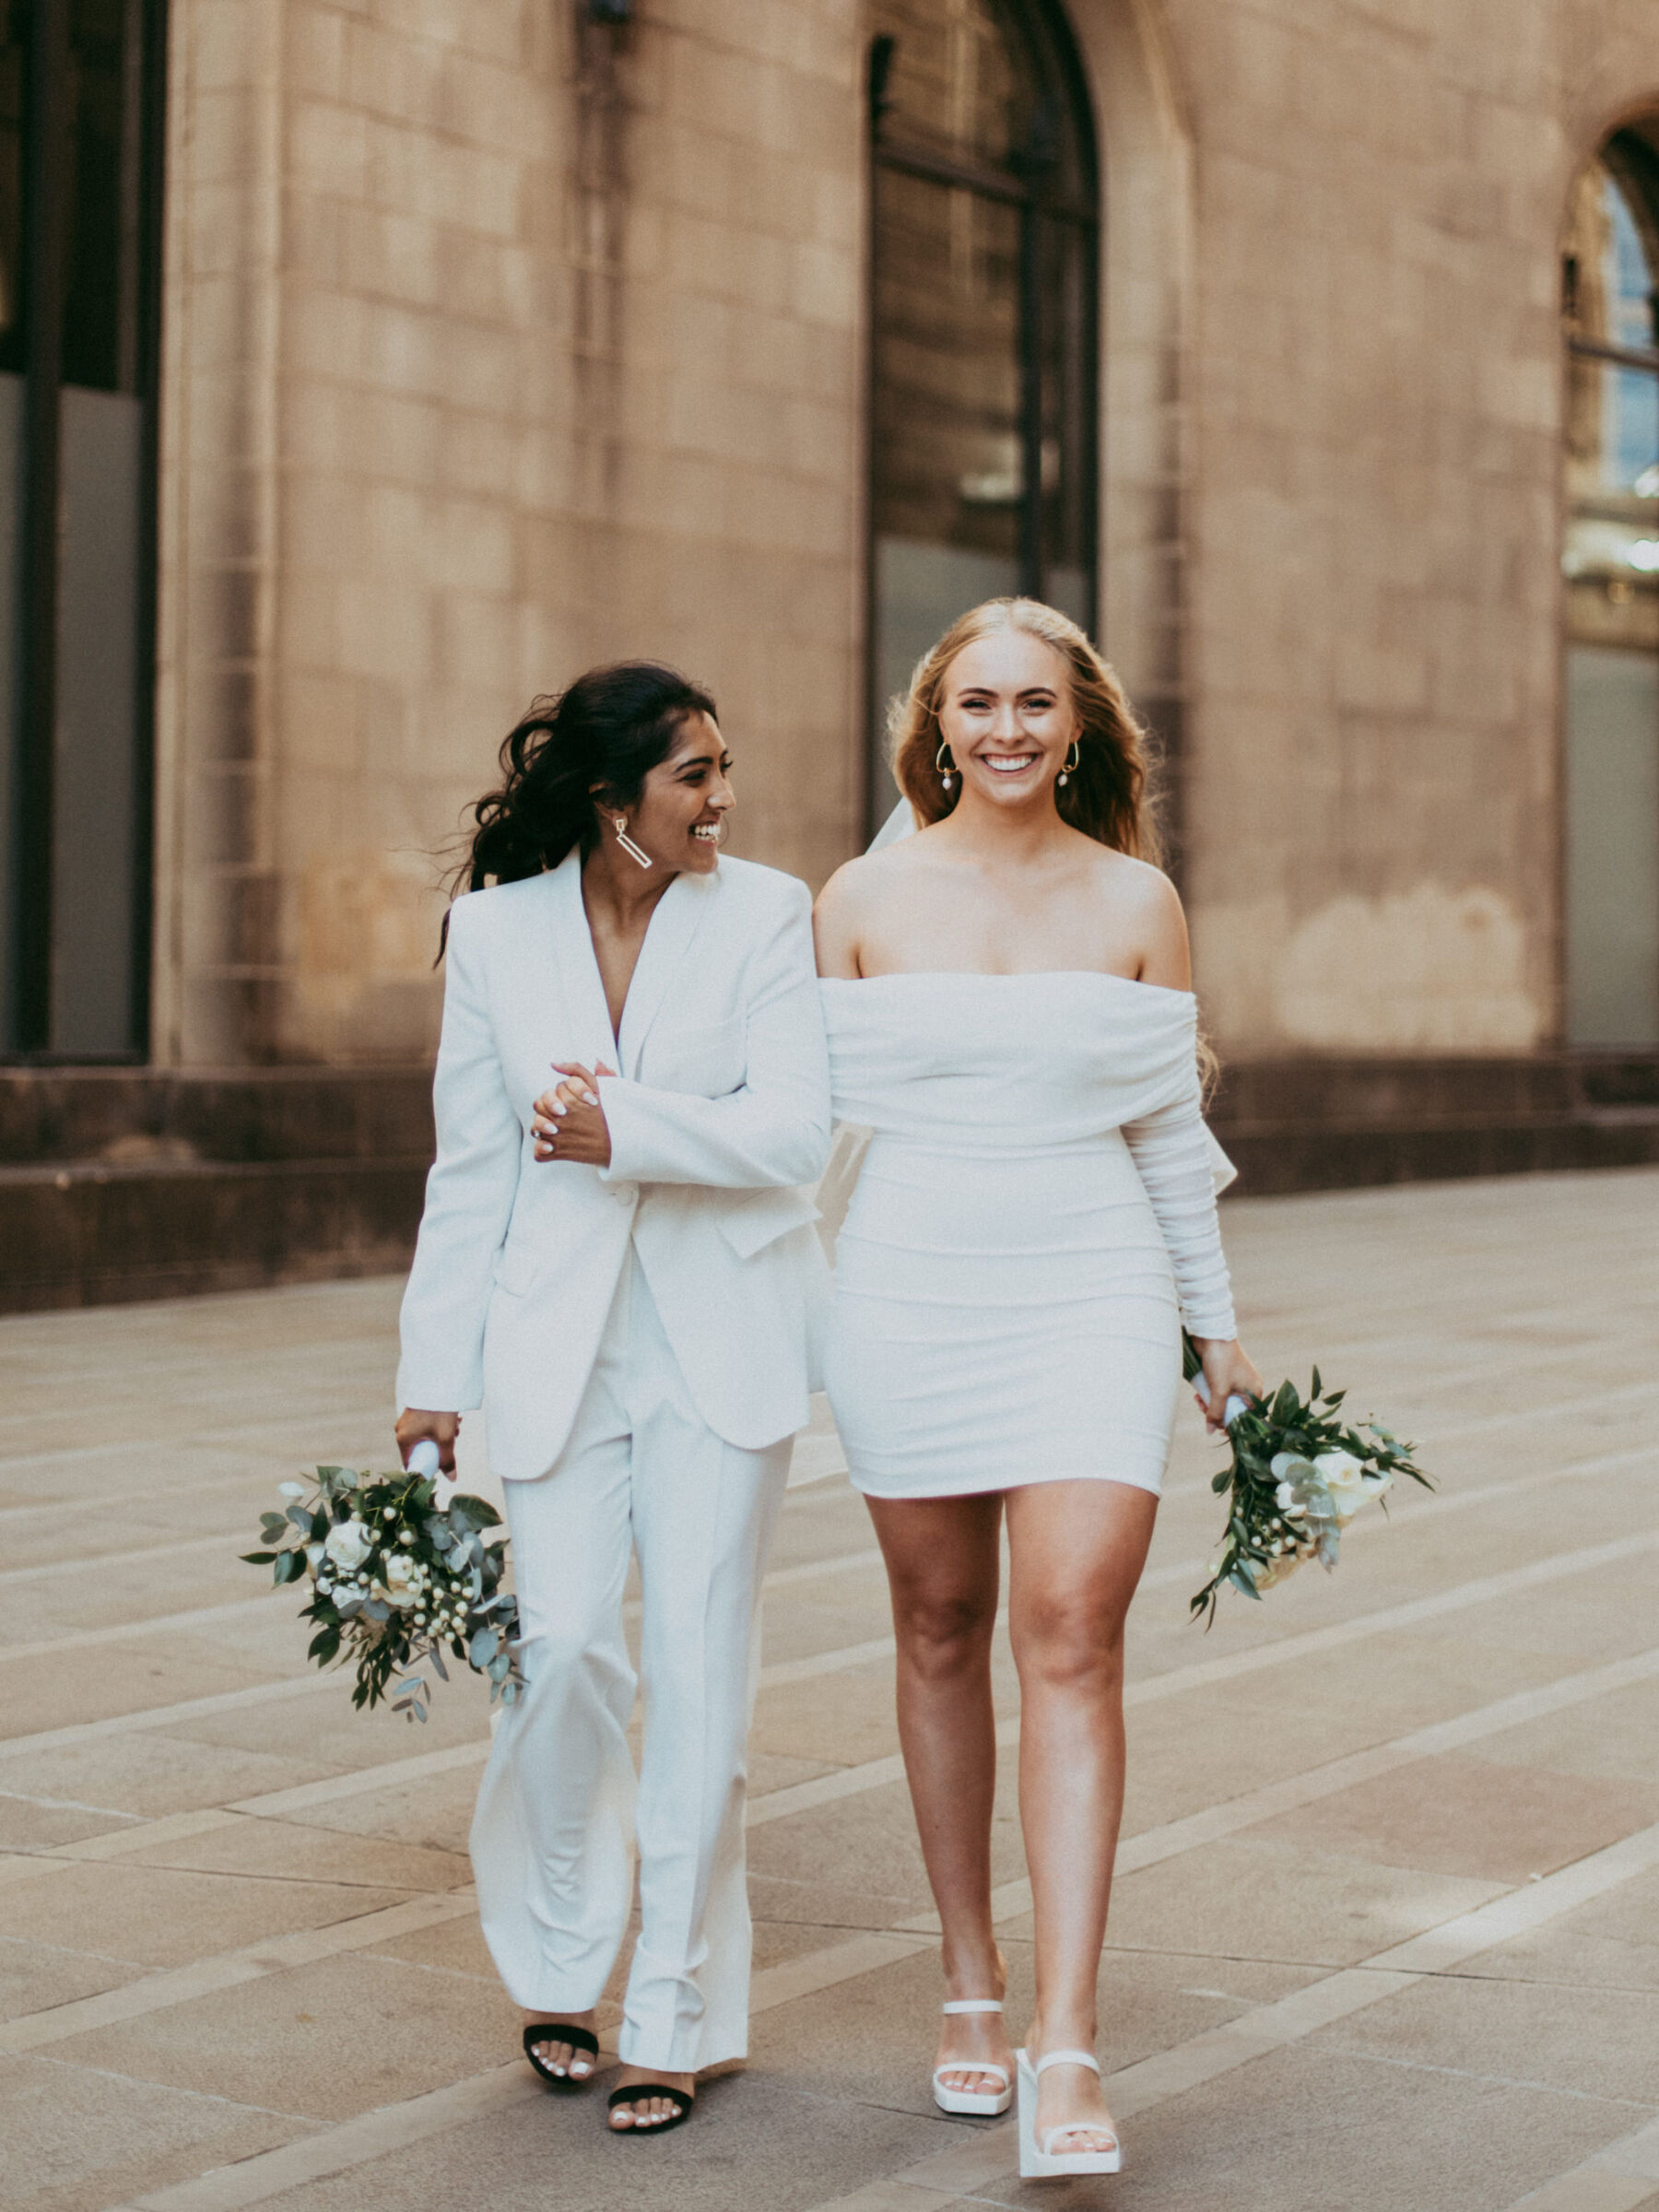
[1083,844,1190,983]
[1088,844,1183,921]
[814,841,930,976]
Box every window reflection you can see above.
[1562,135,1659,1045]
[866,0,1097,822]
[1564,159,1659,652]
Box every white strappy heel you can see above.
[932,1999,1013,2116]
[1016,2046,1122,2176]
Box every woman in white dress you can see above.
[814,600,1261,2179]
[397,663,830,2135]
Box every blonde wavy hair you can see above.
[888,597,1160,862]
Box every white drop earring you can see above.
[935,740,957,793]
[1057,740,1080,788]
[613,816,653,869]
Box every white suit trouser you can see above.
[469,1253,789,2072]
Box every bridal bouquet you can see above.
[243,1453,522,1722]
[1184,1334,1430,1626]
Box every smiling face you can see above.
[936,628,1079,812]
[611,711,734,875]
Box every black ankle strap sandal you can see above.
[522,2021,599,2091]
[607,2082,694,2133]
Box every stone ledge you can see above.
[0,1065,434,1167]
[3,1053,1657,1314]
[0,1156,431,1314]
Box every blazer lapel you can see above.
[544,851,618,1067]
[618,867,716,1077]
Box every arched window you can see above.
[0,0,164,1059]
[1562,129,1659,1045]
[866,0,1098,825]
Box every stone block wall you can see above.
[155,0,865,1067]
[149,0,1659,1070]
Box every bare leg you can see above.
[866,1492,1012,2098]
[1005,1477,1158,2155]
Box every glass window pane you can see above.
[871,0,1036,173]
[1565,644,1659,1045]
[0,6,22,373]
[1037,211,1091,611]
[870,166,1022,815]
[1562,358,1659,652]
[1564,158,1659,351]
[49,382,143,1053]
[63,0,140,394]
[873,167,1022,561]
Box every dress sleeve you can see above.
[1122,1077,1238,1340]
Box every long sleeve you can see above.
[598,886,832,1191]
[395,899,523,1412]
[1122,1080,1238,1339]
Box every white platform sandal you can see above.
[932,1999,1013,2117]
[1016,2046,1122,2176]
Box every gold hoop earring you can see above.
[613,816,653,869]
[935,741,956,793]
[1057,740,1080,788]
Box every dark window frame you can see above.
[4,0,166,1063]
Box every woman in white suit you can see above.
[395,663,831,2136]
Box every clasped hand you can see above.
[532,1062,615,1168]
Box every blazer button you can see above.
[610,1181,639,1206]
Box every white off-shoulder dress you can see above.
[820,973,1238,1500]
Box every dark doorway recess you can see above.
[865,0,1099,831]
[1,0,166,1061]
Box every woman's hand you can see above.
[1191,1336,1265,1436]
[395,1407,460,1473]
[532,1061,615,1167]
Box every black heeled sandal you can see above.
[607,2082,695,2134]
[522,2021,600,2092]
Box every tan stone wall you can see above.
[1163,0,1659,1054]
[151,0,1659,1070]
[155,0,865,1066]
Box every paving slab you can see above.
[2,1166,1655,2211]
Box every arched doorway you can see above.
[1562,126,1659,1045]
[0,0,165,1060]
[865,0,1098,828]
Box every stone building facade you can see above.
[6,0,1659,1304]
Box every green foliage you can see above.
[245,1465,524,1723]
[1182,1330,1433,1628]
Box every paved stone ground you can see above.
[3,1168,1658,2212]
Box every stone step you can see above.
[1214,1105,1659,1195]
[0,1153,432,1312]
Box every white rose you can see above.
[324,1519,372,1572]
[379,1554,423,1610]
[1360,1466,1394,1501]
[1313,1451,1368,1520]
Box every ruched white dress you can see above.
[821,973,1237,1500]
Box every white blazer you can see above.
[396,850,833,1478]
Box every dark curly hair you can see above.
[442,661,718,948]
